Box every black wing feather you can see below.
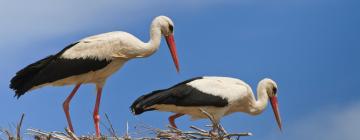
[10,42,111,98]
[130,77,229,115]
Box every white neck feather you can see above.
[138,19,162,58]
[249,81,270,115]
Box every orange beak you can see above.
[165,34,180,73]
[270,96,282,131]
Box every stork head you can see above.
[155,16,174,36]
[263,78,282,131]
[153,16,180,72]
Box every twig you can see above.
[16,113,25,140]
[124,122,131,140]
[225,132,253,137]
[199,108,216,124]
[65,128,79,140]
[104,113,119,139]
[199,108,223,139]
[189,126,207,133]
[27,129,69,140]
[166,126,181,133]
[3,130,13,140]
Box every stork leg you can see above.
[93,85,103,137]
[62,84,81,133]
[168,113,184,128]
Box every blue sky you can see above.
[1,0,359,139]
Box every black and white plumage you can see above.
[10,42,112,96]
[131,76,282,130]
[10,15,180,137]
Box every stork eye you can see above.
[273,87,277,95]
[169,24,174,32]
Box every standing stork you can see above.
[131,76,282,131]
[10,16,180,137]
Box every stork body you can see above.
[10,16,180,137]
[131,76,282,130]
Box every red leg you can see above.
[168,113,184,128]
[62,84,81,133]
[93,86,103,137]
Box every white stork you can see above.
[10,15,180,137]
[131,76,282,131]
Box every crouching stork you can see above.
[131,76,282,131]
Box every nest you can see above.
[1,110,252,140]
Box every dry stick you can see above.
[225,133,252,137]
[166,125,210,139]
[199,108,223,139]
[199,108,216,124]
[182,131,209,137]
[0,124,14,139]
[188,126,210,137]
[46,134,52,140]
[99,120,111,137]
[167,126,181,133]
[6,123,14,138]
[199,108,253,140]
[104,113,119,139]
[199,108,222,136]
[16,113,25,140]
[26,129,67,140]
[139,122,211,139]
[3,130,12,140]
[132,122,163,138]
[124,121,131,140]
[189,126,207,133]
[65,128,79,140]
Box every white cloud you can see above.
[0,0,235,65]
[0,1,224,45]
[0,0,227,62]
[265,101,360,140]
[0,1,142,44]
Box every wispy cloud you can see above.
[0,1,145,45]
[265,101,360,140]
[0,0,225,64]
[0,1,224,46]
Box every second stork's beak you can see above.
[165,34,180,73]
[270,96,282,131]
